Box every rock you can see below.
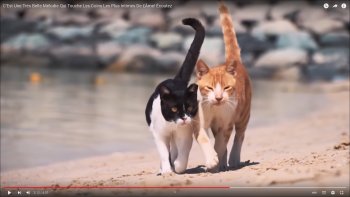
[276,31,318,51]
[129,9,165,29]
[96,41,122,61]
[301,18,344,35]
[274,66,301,81]
[99,19,131,38]
[49,45,100,69]
[320,32,350,47]
[54,12,91,25]
[201,1,236,18]
[312,47,349,71]
[255,48,308,69]
[207,17,246,36]
[234,4,270,22]
[237,34,274,53]
[304,63,340,81]
[49,45,94,57]
[297,6,345,34]
[184,37,224,66]
[248,67,275,79]
[241,52,255,68]
[2,33,50,52]
[47,26,93,41]
[0,7,21,19]
[114,27,152,45]
[156,51,185,71]
[94,8,127,19]
[1,52,51,67]
[168,4,201,20]
[51,55,101,70]
[26,8,59,22]
[297,6,329,22]
[252,20,299,40]
[150,32,183,50]
[0,18,38,41]
[270,1,307,19]
[328,8,350,23]
[107,45,162,72]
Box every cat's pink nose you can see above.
[216,97,223,102]
[181,117,187,120]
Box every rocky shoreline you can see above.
[1,1,349,81]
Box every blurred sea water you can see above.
[0,66,329,171]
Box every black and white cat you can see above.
[145,18,205,174]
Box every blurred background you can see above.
[1,0,349,171]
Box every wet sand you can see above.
[1,81,349,197]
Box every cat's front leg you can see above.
[213,131,229,171]
[173,128,193,174]
[194,127,219,171]
[153,134,173,174]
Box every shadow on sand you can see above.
[185,160,260,174]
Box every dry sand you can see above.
[1,81,349,197]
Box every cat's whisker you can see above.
[190,119,199,123]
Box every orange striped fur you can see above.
[219,2,241,65]
[194,1,252,171]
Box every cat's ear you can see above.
[159,85,171,99]
[196,59,209,78]
[187,83,198,93]
[226,60,237,75]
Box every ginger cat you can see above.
[194,2,252,171]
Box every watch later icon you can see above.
[341,3,347,9]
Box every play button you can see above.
[7,191,11,195]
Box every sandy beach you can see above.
[1,81,349,197]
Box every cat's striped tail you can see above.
[174,18,205,83]
[219,1,242,65]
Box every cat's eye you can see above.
[224,86,232,91]
[187,106,193,111]
[171,107,178,113]
[205,86,213,91]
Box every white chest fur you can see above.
[149,95,193,136]
[150,96,172,135]
[200,99,238,129]
[148,95,194,174]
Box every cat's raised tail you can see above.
[219,2,242,65]
[174,18,205,84]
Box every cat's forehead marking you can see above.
[209,68,226,86]
[215,83,221,92]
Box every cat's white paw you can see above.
[174,160,188,174]
[205,153,219,171]
[159,167,174,175]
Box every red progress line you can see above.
[2,186,229,189]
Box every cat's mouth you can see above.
[213,101,225,106]
[176,121,189,126]
[176,118,191,125]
